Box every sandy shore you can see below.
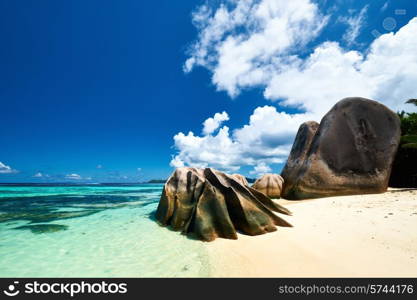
[206,189,417,277]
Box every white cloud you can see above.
[171,124,241,171]
[178,2,417,174]
[338,5,368,45]
[249,162,272,176]
[170,107,305,173]
[0,161,18,174]
[65,173,82,180]
[185,0,328,97]
[186,1,417,115]
[33,172,51,178]
[202,111,229,135]
[264,18,417,114]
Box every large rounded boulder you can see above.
[252,174,284,198]
[230,174,249,186]
[281,97,401,199]
[155,167,292,241]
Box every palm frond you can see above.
[406,99,417,105]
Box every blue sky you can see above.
[1,0,416,183]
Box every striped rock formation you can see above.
[252,174,284,198]
[155,167,292,241]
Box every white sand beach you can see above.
[206,189,417,277]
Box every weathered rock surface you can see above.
[155,167,292,241]
[231,174,249,186]
[281,97,401,199]
[281,120,320,198]
[252,174,284,198]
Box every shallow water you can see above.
[0,184,210,277]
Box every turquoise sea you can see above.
[0,184,210,277]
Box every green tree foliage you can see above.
[389,101,417,187]
[406,98,417,105]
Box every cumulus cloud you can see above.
[65,173,82,180]
[202,111,229,135]
[249,162,272,176]
[171,124,241,171]
[264,18,417,114]
[0,162,18,174]
[184,0,328,97]
[186,0,417,114]
[177,1,417,175]
[170,107,305,174]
